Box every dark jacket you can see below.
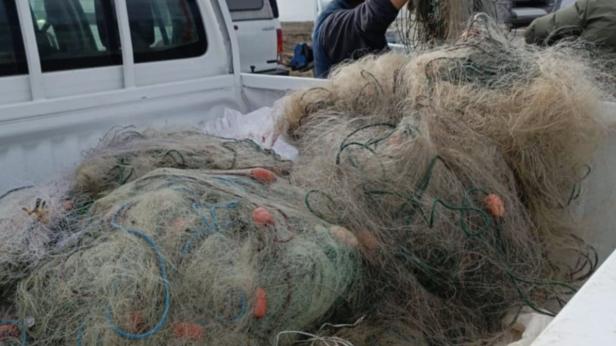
[525,0,616,49]
[313,0,400,78]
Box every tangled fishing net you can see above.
[1,127,360,344]
[277,14,605,344]
[560,42,616,100]
[0,128,293,300]
[0,183,82,292]
[16,168,361,345]
[0,12,611,346]
[395,0,508,50]
[74,128,292,200]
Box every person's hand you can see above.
[390,0,410,10]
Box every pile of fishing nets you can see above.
[0,130,292,292]
[0,13,610,346]
[16,168,360,345]
[276,14,605,344]
[0,130,365,345]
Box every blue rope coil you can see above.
[105,204,171,341]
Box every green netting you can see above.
[17,169,361,345]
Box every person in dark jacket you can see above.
[525,0,616,49]
[313,0,410,78]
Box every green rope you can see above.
[304,190,339,224]
[335,123,396,165]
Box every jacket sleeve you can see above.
[319,0,399,58]
[579,0,616,48]
[354,0,400,35]
[525,0,587,45]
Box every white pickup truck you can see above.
[226,0,288,74]
[0,0,614,345]
[0,0,319,194]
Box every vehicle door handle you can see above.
[234,25,238,30]
[262,27,275,31]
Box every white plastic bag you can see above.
[497,312,554,346]
[203,104,298,161]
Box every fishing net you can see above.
[276,14,604,344]
[16,168,361,345]
[280,14,604,248]
[332,318,428,345]
[396,0,506,51]
[0,12,610,346]
[291,113,567,344]
[74,128,292,201]
[564,43,616,100]
[0,129,300,345]
[0,183,84,295]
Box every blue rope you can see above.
[75,323,84,346]
[181,200,239,256]
[106,205,171,340]
[213,176,262,190]
[215,289,248,323]
[180,200,248,323]
[231,292,248,322]
[0,320,27,345]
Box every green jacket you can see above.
[525,0,616,49]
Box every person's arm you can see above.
[321,0,403,45]
[317,0,406,73]
[525,0,586,45]
[354,0,406,34]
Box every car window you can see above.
[226,0,264,12]
[127,0,207,63]
[29,0,122,72]
[0,0,28,76]
[269,0,278,18]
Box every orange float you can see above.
[173,322,204,341]
[329,226,359,248]
[252,207,275,226]
[484,194,505,218]
[0,324,19,338]
[254,288,268,319]
[250,168,277,184]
